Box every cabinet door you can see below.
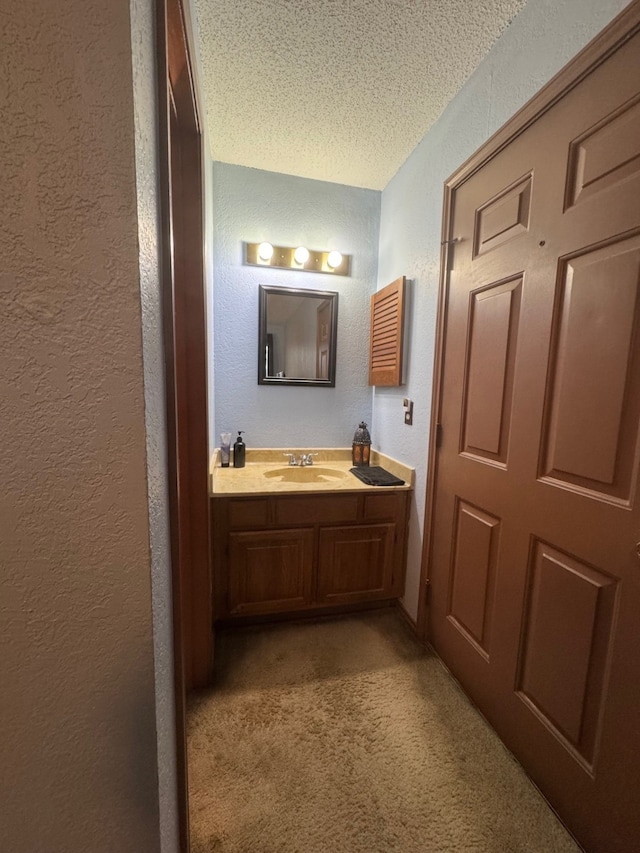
[317,523,395,605]
[369,277,406,386]
[229,528,314,615]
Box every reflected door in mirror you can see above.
[316,300,331,380]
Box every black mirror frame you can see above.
[258,285,339,387]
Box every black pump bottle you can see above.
[233,431,246,468]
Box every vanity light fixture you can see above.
[244,242,350,276]
[257,241,274,261]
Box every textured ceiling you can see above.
[194,0,527,190]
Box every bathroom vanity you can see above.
[210,450,413,622]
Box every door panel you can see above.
[473,173,532,257]
[228,528,314,615]
[428,20,640,853]
[540,236,640,503]
[516,539,618,770]
[462,275,522,464]
[447,500,500,659]
[565,93,640,209]
[317,523,394,604]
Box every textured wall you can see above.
[211,164,380,449]
[130,0,180,850]
[1,2,162,851]
[375,0,630,620]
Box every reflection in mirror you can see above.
[258,285,338,386]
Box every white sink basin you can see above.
[263,466,349,483]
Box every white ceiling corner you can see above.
[193,0,527,190]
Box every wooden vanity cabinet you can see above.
[211,490,409,621]
[228,528,314,616]
[317,523,395,605]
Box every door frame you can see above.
[417,0,640,641]
[157,0,211,849]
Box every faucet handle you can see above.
[283,452,298,466]
[302,453,318,466]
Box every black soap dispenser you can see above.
[233,431,246,468]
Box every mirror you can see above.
[258,285,338,386]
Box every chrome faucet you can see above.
[283,452,318,466]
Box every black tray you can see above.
[350,466,405,487]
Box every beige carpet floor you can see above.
[187,610,581,853]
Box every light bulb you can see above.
[258,242,274,261]
[327,250,343,269]
[294,246,310,265]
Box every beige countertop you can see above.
[210,448,414,497]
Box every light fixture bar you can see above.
[244,242,350,276]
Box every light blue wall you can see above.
[374,0,630,620]
[211,163,380,449]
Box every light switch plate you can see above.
[404,399,413,426]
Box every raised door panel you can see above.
[516,540,618,770]
[539,235,640,504]
[565,94,640,209]
[317,524,395,605]
[447,500,500,661]
[461,276,522,466]
[473,173,532,257]
[228,528,314,615]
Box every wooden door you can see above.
[426,10,640,853]
[317,524,395,604]
[316,299,330,379]
[228,529,314,615]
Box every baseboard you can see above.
[215,599,398,630]
[395,599,419,638]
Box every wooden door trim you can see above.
[156,3,190,849]
[157,0,210,849]
[417,0,640,640]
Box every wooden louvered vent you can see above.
[369,276,406,386]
